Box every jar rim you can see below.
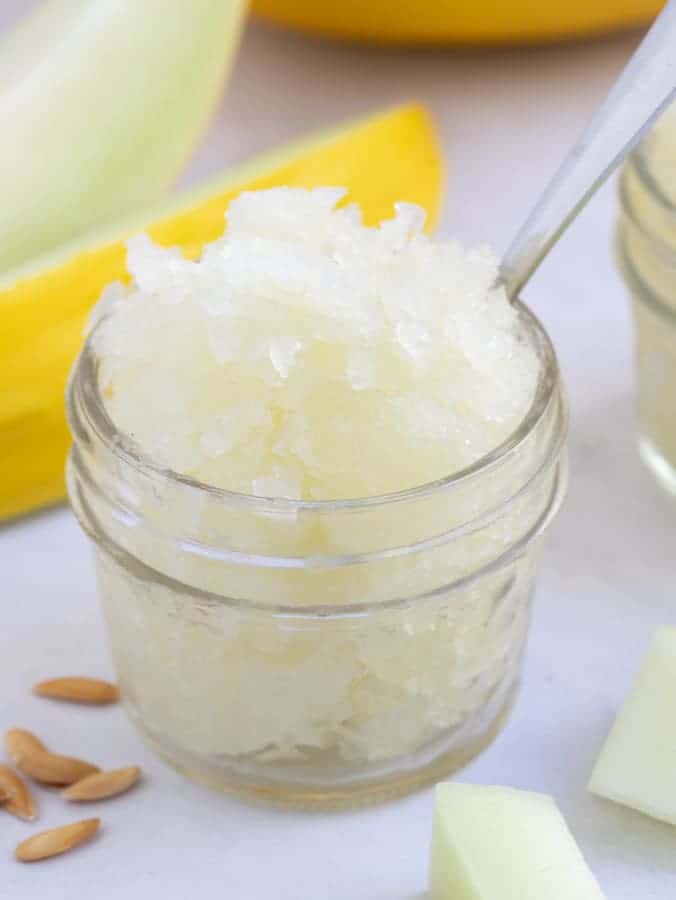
[70,299,561,514]
[616,222,676,326]
[618,149,676,322]
[632,142,676,217]
[83,458,567,620]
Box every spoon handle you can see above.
[501,0,676,300]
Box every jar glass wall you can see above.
[618,143,676,492]
[66,302,567,808]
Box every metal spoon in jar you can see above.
[500,0,676,300]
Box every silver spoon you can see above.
[501,0,676,300]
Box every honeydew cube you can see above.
[429,783,606,900]
[588,625,676,825]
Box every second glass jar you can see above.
[618,138,676,492]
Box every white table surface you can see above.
[2,7,676,898]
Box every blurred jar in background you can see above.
[617,107,676,493]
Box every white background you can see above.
[1,4,675,898]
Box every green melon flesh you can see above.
[430,783,606,900]
[0,0,246,272]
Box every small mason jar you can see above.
[67,301,567,807]
[618,138,676,492]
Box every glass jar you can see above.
[66,301,567,808]
[617,139,676,492]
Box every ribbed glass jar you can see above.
[618,139,676,492]
[66,301,567,808]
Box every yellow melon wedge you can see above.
[0,103,444,522]
[253,0,660,45]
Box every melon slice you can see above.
[430,783,606,900]
[0,0,247,272]
[589,625,676,826]
[0,103,444,521]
